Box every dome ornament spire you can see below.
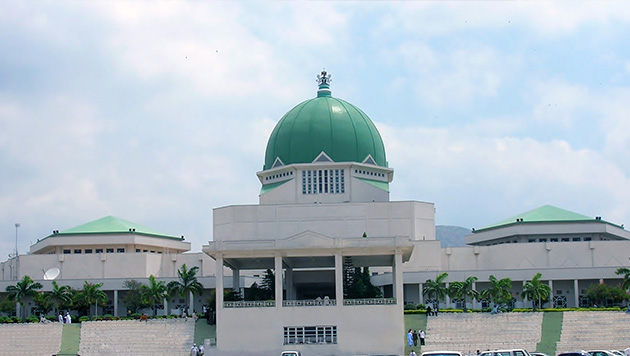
[316,69,332,97]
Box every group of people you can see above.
[190,343,205,356]
[407,328,426,347]
[56,312,72,324]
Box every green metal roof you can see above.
[259,179,291,196]
[356,177,389,192]
[45,216,182,240]
[263,80,387,170]
[478,205,595,231]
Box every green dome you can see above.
[264,74,387,171]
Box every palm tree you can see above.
[48,281,73,315]
[77,281,108,318]
[521,272,551,312]
[167,264,203,315]
[5,275,43,321]
[448,276,478,312]
[423,272,449,311]
[616,267,630,292]
[142,275,168,316]
[480,275,512,309]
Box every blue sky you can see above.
[2,1,630,254]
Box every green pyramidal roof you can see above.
[50,216,181,240]
[479,205,594,231]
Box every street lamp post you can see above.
[14,223,20,280]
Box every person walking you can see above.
[410,350,417,356]
[419,329,426,346]
[190,343,199,356]
[199,344,205,356]
[623,346,630,356]
[412,329,418,346]
[407,329,413,347]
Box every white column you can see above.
[216,254,224,311]
[334,253,343,305]
[418,283,424,305]
[394,249,404,306]
[163,297,168,316]
[471,282,477,309]
[522,280,528,308]
[548,279,554,308]
[113,290,118,317]
[274,254,283,308]
[573,279,579,308]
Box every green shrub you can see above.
[404,304,417,310]
[26,316,39,323]
[416,303,426,310]
[0,316,14,323]
[79,316,90,322]
[130,313,142,319]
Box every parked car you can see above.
[588,350,618,356]
[421,351,465,356]
[531,352,550,356]
[479,349,532,356]
[557,351,590,356]
[281,351,301,356]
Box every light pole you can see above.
[15,223,20,257]
[14,223,20,280]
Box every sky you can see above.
[2,1,630,255]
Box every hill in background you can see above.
[436,225,471,247]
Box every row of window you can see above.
[264,171,294,181]
[354,169,385,178]
[283,325,337,345]
[302,169,345,195]
[487,237,594,246]
[62,248,163,254]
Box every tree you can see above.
[616,267,630,292]
[346,267,382,299]
[259,269,275,300]
[521,273,551,311]
[480,275,513,309]
[5,275,43,321]
[448,276,478,312]
[34,292,54,315]
[122,280,149,314]
[423,272,449,310]
[167,264,204,314]
[584,282,629,307]
[0,295,16,315]
[76,281,108,318]
[47,281,73,315]
[142,275,168,316]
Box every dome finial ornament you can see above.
[316,69,332,97]
[317,69,332,86]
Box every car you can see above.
[610,351,624,356]
[281,351,301,356]
[557,352,590,356]
[531,352,549,356]
[479,349,532,356]
[421,351,464,356]
[588,351,618,356]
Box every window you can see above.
[283,325,337,345]
[301,169,345,195]
[550,238,558,242]
[84,249,92,254]
[561,238,569,242]
[528,239,536,243]
[106,248,114,253]
[95,248,103,253]
[584,237,592,241]
[117,248,125,253]
[136,249,141,253]
[63,249,71,254]
[539,238,547,242]
[572,237,581,242]
[74,249,82,254]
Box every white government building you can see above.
[1,71,629,356]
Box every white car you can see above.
[479,349,532,356]
[421,351,465,356]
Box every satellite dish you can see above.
[43,267,60,280]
